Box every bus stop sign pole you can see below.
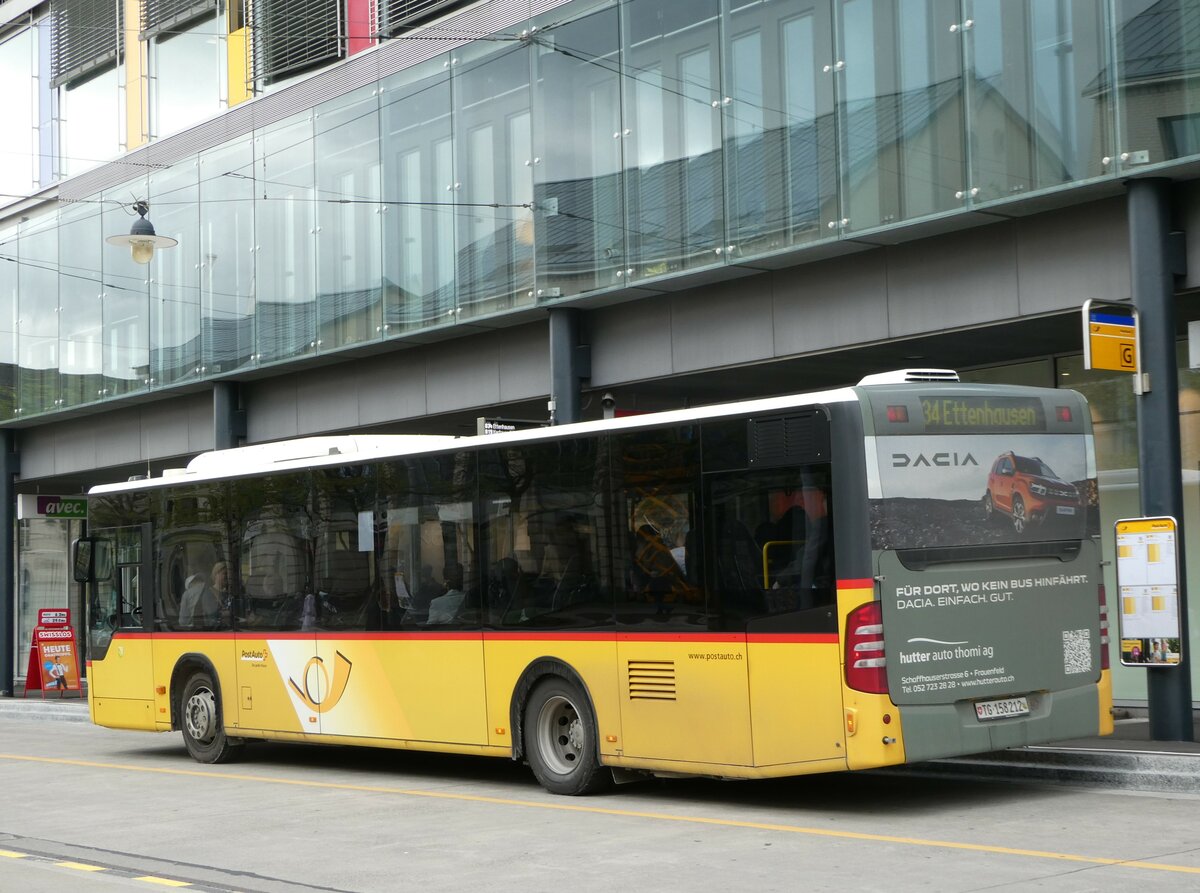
[1127,177,1192,741]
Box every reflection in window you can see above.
[480,440,612,629]
[61,65,122,177]
[158,484,232,631]
[237,472,313,632]
[151,13,225,139]
[378,455,478,629]
[311,467,376,630]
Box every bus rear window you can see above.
[870,432,1097,552]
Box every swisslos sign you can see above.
[17,495,87,520]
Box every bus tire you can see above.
[523,677,609,796]
[180,671,242,764]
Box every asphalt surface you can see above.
[2,693,1198,792]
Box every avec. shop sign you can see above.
[17,495,87,520]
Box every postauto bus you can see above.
[77,370,1111,795]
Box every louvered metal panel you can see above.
[141,0,217,38]
[377,0,466,37]
[250,0,343,84]
[627,660,676,701]
[749,411,829,468]
[50,0,124,87]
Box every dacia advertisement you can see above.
[868,414,1101,707]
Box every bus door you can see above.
[86,524,157,729]
[234,476,323,739]
[704,463,844,769]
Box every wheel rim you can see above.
[983,494,993,518]
[1012,498,1026,533]
[184,686,217,744]
[535,694,585,776]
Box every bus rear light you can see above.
[1056,405,1073,422]
[1099,584,1110,671]
[886,405,909,423]
[845,601,888,694]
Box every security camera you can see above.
[601,392,616,419]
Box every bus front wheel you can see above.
[523,677,609,795]
[180,671,242,764]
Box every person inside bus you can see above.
[427,562,467,624]
[179,571,218,628]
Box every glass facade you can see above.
[1,0,1200,419]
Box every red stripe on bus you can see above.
[837,578,875,590]
[746,633,839,644]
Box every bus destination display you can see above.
[920,396,1046,432]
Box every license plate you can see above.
[975,696,1029,721]
[1056,505,1076,515]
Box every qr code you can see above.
[1063,628,1093,674]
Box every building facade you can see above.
[2,0,1200,706]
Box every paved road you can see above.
[1,718,1198,892]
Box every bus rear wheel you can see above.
[523,678,609,795]
[180,671,242,764]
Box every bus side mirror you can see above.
[73,538,113,583]
[72,538,94,583]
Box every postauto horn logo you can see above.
[287,651,353,713]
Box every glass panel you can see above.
[255,113,316,363]
[151,13,224,139]
[0,223,17,419]
[101,180,151,399]
[149,159,200,386]
[0,27,36,197]
[315,84,382,351]
[311,466,376,631]
[532,5,624,299]
[480,438,613,629]
[381,57,455,334]
[1114,0,1200,165]
[966,0,1110,199]
[199,138,256,374]
[60,65,122,177]
[58,202,104,407]
[611,425,707,629]
[623,0,724,277]
[724,0,838,255]
[708,466,836,629]
[17,212,58,415]
[16,519,71,678]
[378,454,479,629]
[837,0,963,231]
[158,483,233,631]
[236,472,314,632]
[454,40,535,318]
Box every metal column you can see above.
[549,309,589,425]
[1128,177,1193,740]
[213,382,246,451]
[0,430,18,695]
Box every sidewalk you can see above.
[0,682,89,722]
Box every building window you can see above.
[49,0,123,87]
[249,0,342,85]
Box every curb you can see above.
[876,747,1200,794]
[0,699,90,723]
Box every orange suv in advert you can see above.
[984,452,1081,533]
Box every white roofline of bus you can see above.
[87,385,865,495]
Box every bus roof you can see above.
[88,383,864,496]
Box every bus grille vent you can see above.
[628,660,677,701]
[749,411,828,467]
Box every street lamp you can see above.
[106,200,177,265]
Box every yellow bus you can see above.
[77,370,1111,794]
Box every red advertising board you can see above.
[24,608,81,698]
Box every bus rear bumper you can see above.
[896,682,1104,763]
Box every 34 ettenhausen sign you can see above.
[17,495,87,520]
